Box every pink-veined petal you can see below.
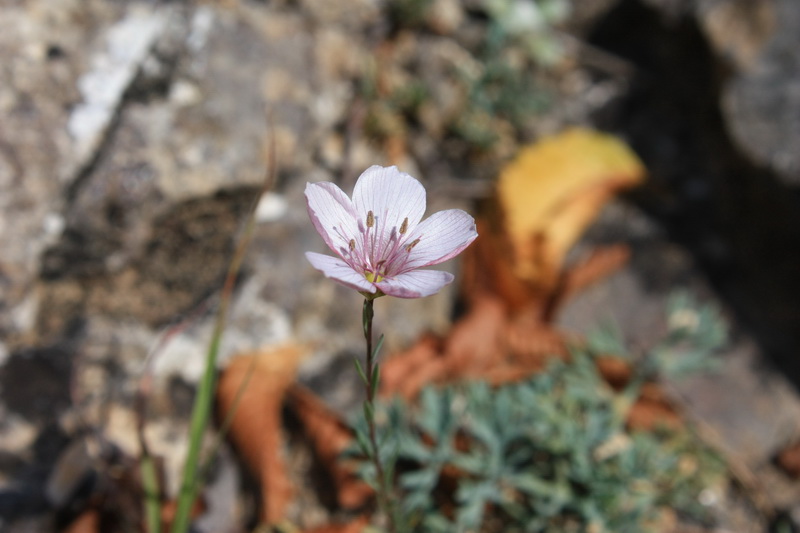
[352,166,427,248]
[305,252,376,293]
[305,182,361,257]
[395,209,478,272]
[375,269,455,298]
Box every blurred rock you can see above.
[640,0,800,185]
[721,0,800,184]
[68,7,169,167]
[0,0,113,349]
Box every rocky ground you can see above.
[1,0,800,531]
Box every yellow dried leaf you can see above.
[496,128,645,288]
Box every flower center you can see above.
[365,271,384,283]
[340,210,422,284]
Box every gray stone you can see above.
[721,0,800,184]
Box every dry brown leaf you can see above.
[380,334,442,398]
[496,128,645,291]
[461,218,537,312]
[392,356,449,401]
[503,311,569,366]
[626,383,682,431]
[380,296,508,400]
[62,509,100,533]
[482,363,544,385]
[443,295,507,371]
[381,296,572,397]
[553,245,631,316]
[286,385,373,509]
[594,355,633,391]
[160,497,206,532]
[776,441,800,479]
[216,343,308,524]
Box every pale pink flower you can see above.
[305,165,478,299]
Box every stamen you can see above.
[399,217,408,235]
[366,211,374,228]
[405,238,421,252]
[349,239,356,251]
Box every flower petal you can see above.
[375,269,454,298]
[305,252,376,293]
[352,166,427,244]
[396,209,478,272]
[305,182,361,258]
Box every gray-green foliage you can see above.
[482,0,571,65]
[352,293,728,532]
[449,0,570,147]
[586,291,727,380]
[371,1,572,152]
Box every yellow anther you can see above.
[349,239,356,251]
[399,217,409,235]
[366,211,374,228]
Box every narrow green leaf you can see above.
[356,428,371,457]
[171,134,276,533]
[353,357,368,384]
[371,363,381,398]
[364,400,375,422]
[373,333,385,359]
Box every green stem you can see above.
[169,123,277,533]
[362,299,397,533]
[140,452,162,533]
[136,368,161,533]
[170,243,245,533]
[169,322,225,533]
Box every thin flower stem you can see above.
[362,298,397,533]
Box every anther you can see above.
[399,217,409,235]
[405,238,421,252]
[349,239,356,251]
[366,211,374,228]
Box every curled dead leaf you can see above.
[216,343,308,525]
[160,497,206,532]
[626,383,682,431]
[595,356,633,391]
[776,442,800,479]
[496,128,645,292]
[460,218,536,311]
[380,334,442,399]
[286,385,373,510]
[381,295,570,398]
[62,509,100,533]
[556,245,631,313]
